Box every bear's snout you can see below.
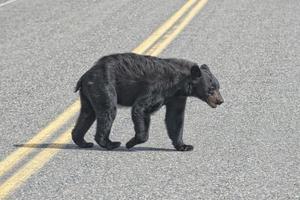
[207,90,223,108]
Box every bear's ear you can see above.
[191,64,201,79]
[200,64,209,70]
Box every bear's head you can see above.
[190,64,224,108]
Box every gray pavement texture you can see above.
[1,0,299,199]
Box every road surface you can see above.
[0,0,299,199]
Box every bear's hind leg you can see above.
[87,86,121,150]
[72,91,95,148]
[94,107,121,150]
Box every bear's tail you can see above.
[74,75,83,93]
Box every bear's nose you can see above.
[214,90,224,105]
[217,98,224,105]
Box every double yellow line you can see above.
[0,0,208,198]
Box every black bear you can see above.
[72,53,223,151]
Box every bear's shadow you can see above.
[13,143,176,152]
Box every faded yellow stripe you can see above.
[0,128,72,199]
[0,0,198,180]
[0,0,208,199]
[149,0,208,56]
[0,100,80,177]
[132,0,198,54]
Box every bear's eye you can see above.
[208,87,214,94]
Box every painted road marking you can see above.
[0,101,80,178]
[148,0,208,56]
[132,0,198,54]
[0,0,208,198]
[0,128,72,199]
[0,0,18,8]
[0,0,200,181]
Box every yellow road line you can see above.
[0,100,80,177]
[0,128,72,199]
[148,0,208,56]
[0,0,193,179]
[132,0,198,54]
[0,0,208,198]
[0,0,18,8]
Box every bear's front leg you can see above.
[126,103,151,149]
[165,96,193,151]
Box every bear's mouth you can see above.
[206,91,223,108]
[207,98,217,108]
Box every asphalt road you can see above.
[1,0,299,199]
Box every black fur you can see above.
[72,53,223,151]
